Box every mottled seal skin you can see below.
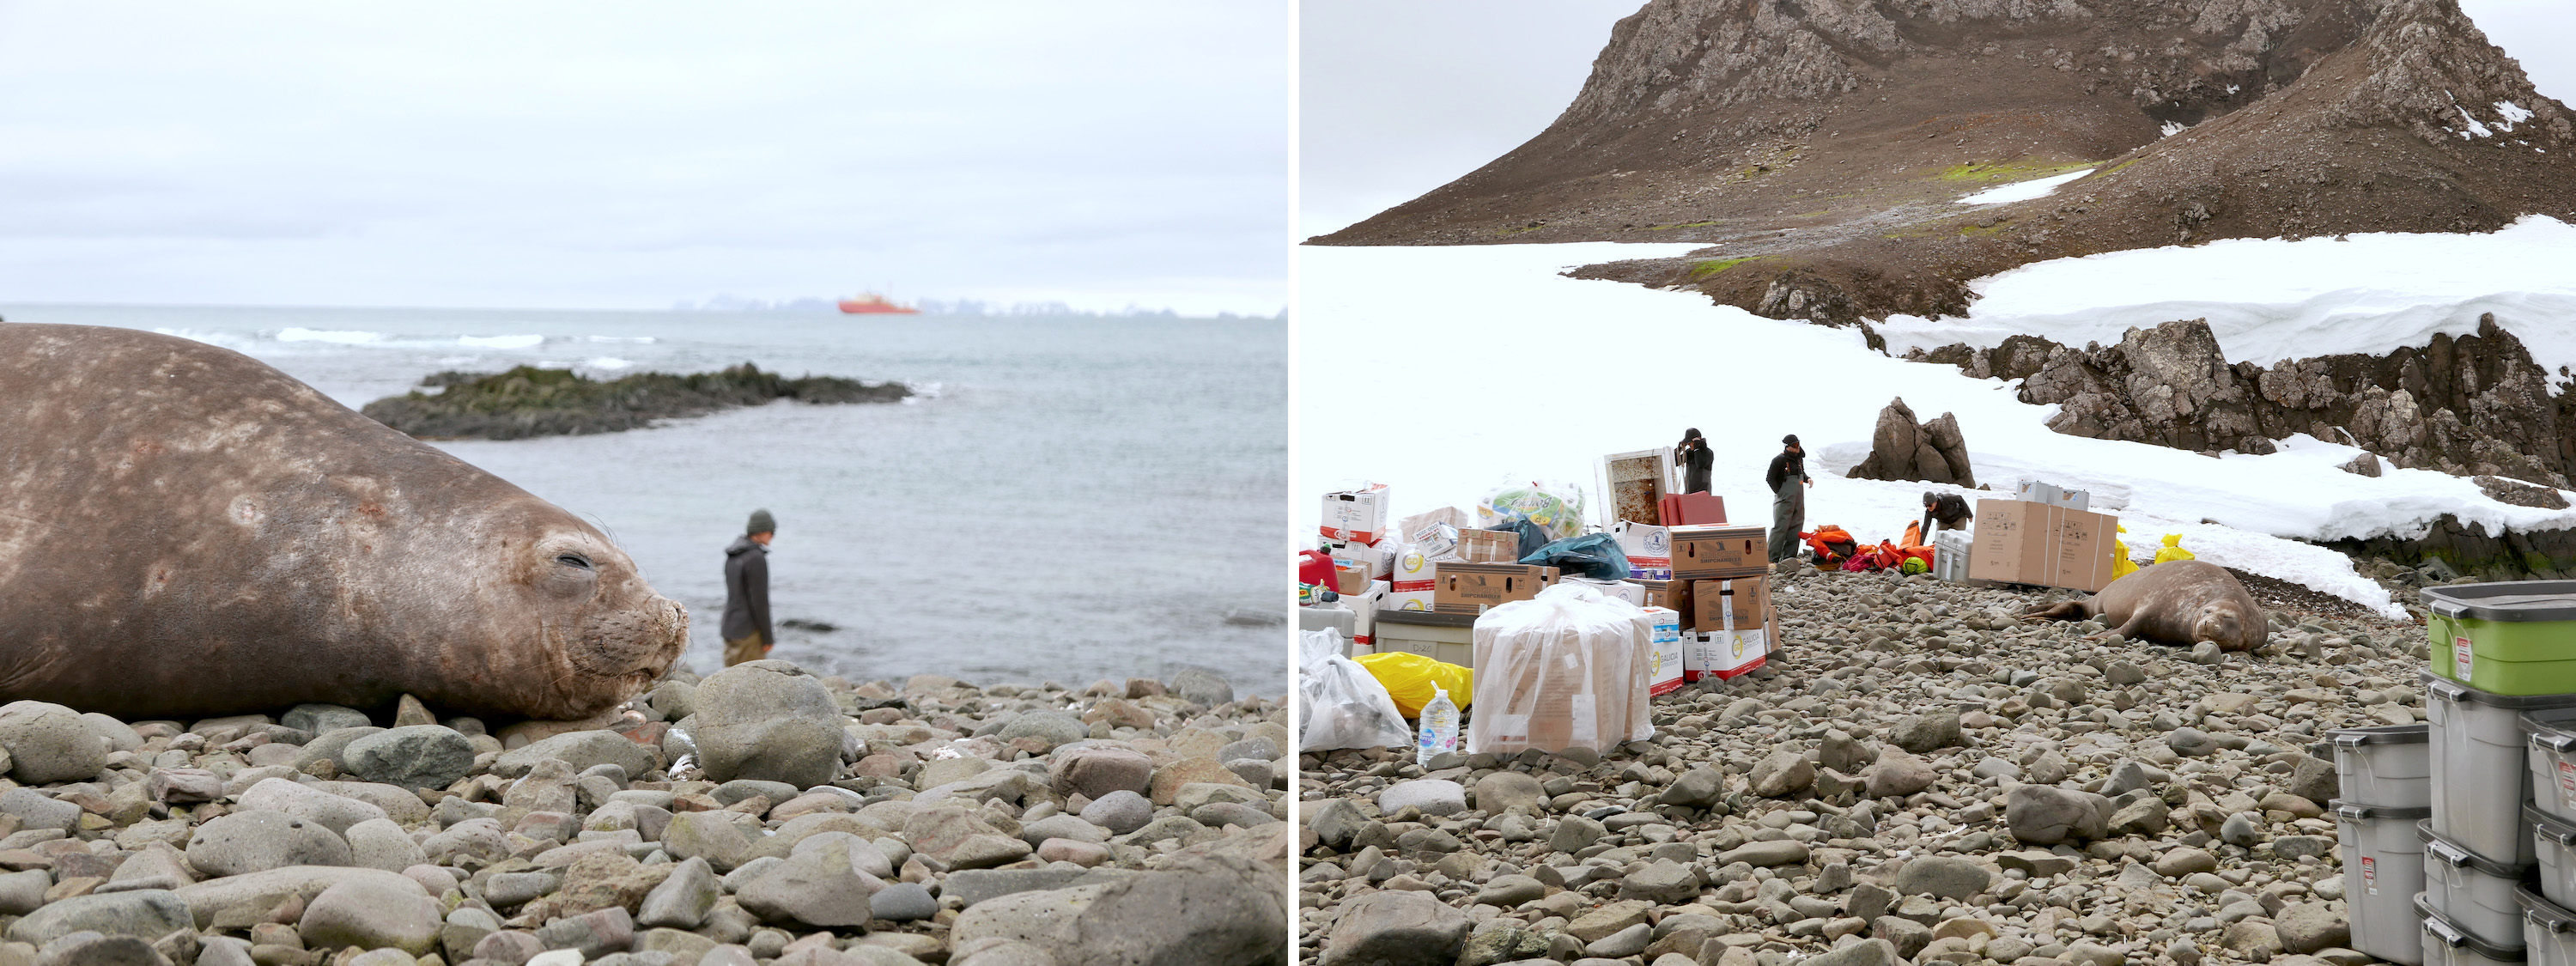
[2022,559,2267,651]
[0,324,687,720]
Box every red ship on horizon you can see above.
[837,293,920,314]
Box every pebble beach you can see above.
[1297,561,2433,966]
[0,660,1291,966]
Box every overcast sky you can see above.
[1299,0,2576,239]
[0,1,1287,314]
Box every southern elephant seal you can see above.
[0,324,687,720]
[2021,559,2268,651]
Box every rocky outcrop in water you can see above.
[361,364,909,440]
[1847,398,1976,489]
[1916,314,2576,486]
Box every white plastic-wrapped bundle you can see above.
[1297,629,1413,752]
[1467,582,1656,756]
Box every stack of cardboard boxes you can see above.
[1963,485,2120,592]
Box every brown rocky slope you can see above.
[1312,0,2576,329]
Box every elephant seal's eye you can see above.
[557,553,594,571]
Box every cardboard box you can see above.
[1628,578,1692,617]
[1690,576,1771,632]
[1435,562,1558,614]
[1643,606,1686,696]
[1672,525,1767,579]
[1967,499,2117,592]
[1383,588,1434,613]
[1612,520,1674,580]
[1601,449,1675,527]
[1564,577,1644,606]
[1331,562,1369,596]
[1684,626,1770,681]
[1388,546,1437,594]
[2050,507,2117,592]
[1321,484,1391,544]
[1333,538,1393,580]
[1455,528,1522,564]
[1346,581,1388,649]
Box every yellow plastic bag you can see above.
[1353,652,1474,718]
[2112,526,2140,579]
[2154,534,2196,565]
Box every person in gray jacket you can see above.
[721,509,776,666]
[1764,435,1811,564]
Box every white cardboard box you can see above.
[1321,484,1392,544]
[1643,606,1685,696]
[1382,588,1434,613]
[1333,537,1394,580]
[1684,629,1768,681]
[1388,545,1437,594]
[1345,580,1388,649]
[1612,519,1674,580]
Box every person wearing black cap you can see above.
[720,509,777,666]
[1764,435,1811,564]
[1674,428,1713,495]
[1922,490,1973,537]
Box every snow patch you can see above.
[1875,216,2576,380]
[2498,100,2533,130]
[1957,168,2094,206]
[2160,120,2187,137]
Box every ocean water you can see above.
[7,305,1288,693]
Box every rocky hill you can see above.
[1313,0,2576,328]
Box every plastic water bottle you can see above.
[1417,685,1460,766]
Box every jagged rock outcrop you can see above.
[1319,0,2576,329]
[1849,397,1975,488]
[1917,314,2575,486]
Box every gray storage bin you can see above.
[2527,708,2576,824]
[2428,895,2530,966]
[2535,806,2576,910]
[2524,884,2576,966]
[2427,820,2541,947]
[2428,674,2576,866]
[2334,723,2433,809]
[2348,801,2439,965]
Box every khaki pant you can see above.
[723,633,769,667]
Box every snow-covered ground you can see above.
[1299,240,2576,618]
[1877,216,2576,380]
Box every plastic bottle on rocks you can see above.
[1417,685,1460,766]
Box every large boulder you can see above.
[341,726,477,789]
[1313,890,1473,966]
[4,890,192,945]
[951,848,1288,966]
[0,701,109,784]
[299,877,443,956]
[490,731,659,781]
[2006,785,2106,845]
[185,810,354,878]
[1848,398,1977,489]
[689,662,846,788]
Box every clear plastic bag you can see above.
[1479,480,1587,542]
[1467,582,1656,756]
[1297,629,1413,752]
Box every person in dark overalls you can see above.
[1674,428,1713,495]
[1765,435,1811,564]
